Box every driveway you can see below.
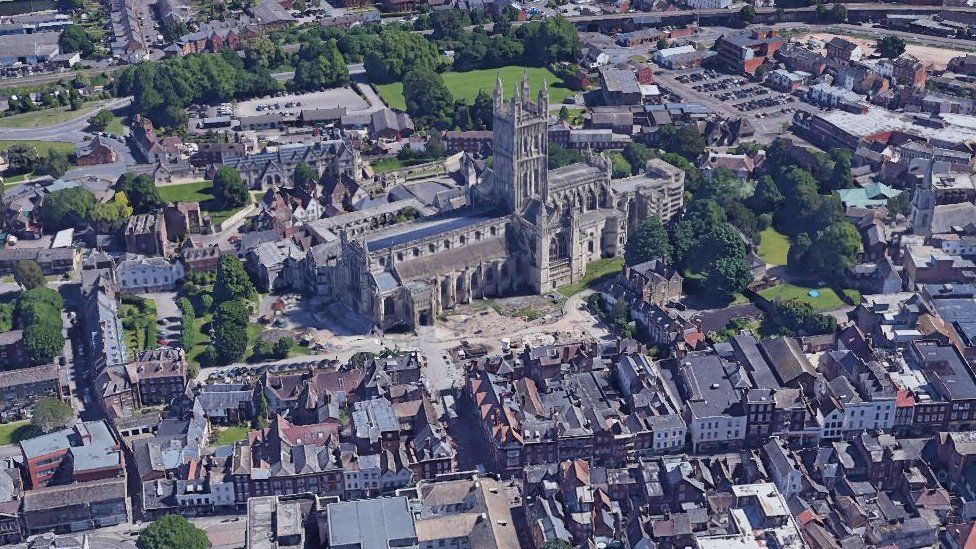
[141,291,181,320]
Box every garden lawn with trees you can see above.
[375,66,571,111]
[157,178,252,225]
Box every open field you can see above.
[157,181,250,225]
[758,228,790,266]
[759,283,861,311]
[0,102,102,129]
[375,66,573,111]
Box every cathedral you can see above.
[323,73,685,331]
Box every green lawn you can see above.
[375,66,573,111]
[186,313,213,366]
[758,228,791,266]
[0,102,102,129]
[759,284,861,311]
[215,424,251,446]
[0,420,38,445]
[157,181,250,226]
[0,140,76,156]
[371,157,406,173]
[558,257,624,297]
[103,114,126,137]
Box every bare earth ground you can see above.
[803,32,958,70]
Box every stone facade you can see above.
[314,74,684,331]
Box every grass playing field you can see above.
[375,66,574,111]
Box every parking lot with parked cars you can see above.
[653,66,817,142]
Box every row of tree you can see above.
[116,50,283,131]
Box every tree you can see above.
[517,16,580,66]
[24,321,63,365]
[705,256,753,296]
[36,187,96,231]
[5,144,38,174]
[623,143,653,171]
[253,391,269,429]
[625,216,670,266]
[878,36,906,59]
[887,191,911,216]
[363,28,445,84]
[293,163,318,189]
[273,336,295,359]
[470,89,494,129]
[242,37,283,71]
[658,124,706,162]
[14,260,46,290]
[811,221,861,279]
[213,299,249,364]
[35,149,70,178]
[558,105,569,121]
[31,397,75,434]
[402,69,454,127]
[59,25,95,57]
[542,541,573,549]
[214,255,255,304]
[88,110,115,132]
[739,5,756,23]
[115,173,163,214]
[291,38,349,92]
[829,3,848,22]
[548,143,583,169]
[213,167,249,209]
[136,515,209,549]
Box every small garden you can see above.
[119,293,157,355]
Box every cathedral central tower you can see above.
[492,72,550,213]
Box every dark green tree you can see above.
[739,5,756,23]
[878,36,906,58]
[293,163,318,188]
[115,173,163,214]
[36,187,96,231]
[625,216,671,266]
[14,260,46,290]
[59,25,95,57]
[705,256,753,296]
[88,110,115,132]
[136,515,209,549]
[5,144,38,174]
[402,69,454,127]
[291,39,349,92]
[214,255,255,304]
[35,149,70,178]
[253,391,269,429]
[363,28,445,84]
[24,322,63,365]
[31,397,75,433]
[273,336,295,359]
[548,143,583,169]
[658,124,706,162]
[213,167,248,209]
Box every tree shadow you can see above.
[10,424,42,443]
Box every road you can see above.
[0,97,136,180]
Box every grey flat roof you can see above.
[327,496,417,547]
[365,210,497,251]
